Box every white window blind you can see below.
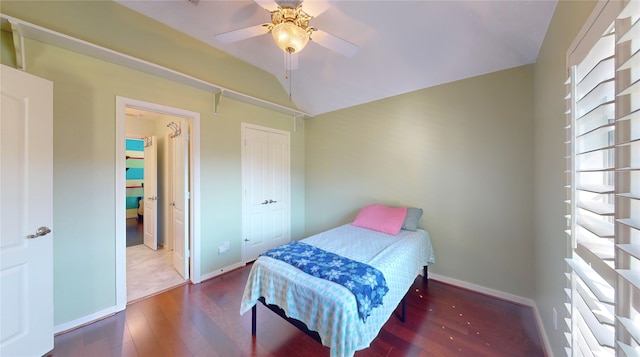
[565,0,640,355]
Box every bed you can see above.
[239,205,435,357]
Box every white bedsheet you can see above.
[239,224,435,357]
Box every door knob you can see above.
[268,199,277,203]
[27,226,51,239]
[261,200,269,205]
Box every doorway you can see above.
[115,97,201,311]
[125,112,186,302]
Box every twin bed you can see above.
[239,205,435,356]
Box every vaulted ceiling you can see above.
[117,0,558,116]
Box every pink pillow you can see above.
[351,205,407,235]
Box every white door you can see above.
[165,133,174,251]
[143,136,158,250]
[0,65,54,356]
[171,123,189,279]
[242,124,290,262]
[265,131,289,250]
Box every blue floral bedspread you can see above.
[262,241,388,321]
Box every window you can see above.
[566,0,639,355]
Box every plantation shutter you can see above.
[565,0,639,355]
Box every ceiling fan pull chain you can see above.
[286,51,292,101]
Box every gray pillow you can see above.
[402,207,423,231]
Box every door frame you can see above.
[115,96,201,311]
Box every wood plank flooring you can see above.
[47,265,546,356]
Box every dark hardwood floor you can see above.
[47,265,546,356]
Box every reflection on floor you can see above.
[126,245,187,302]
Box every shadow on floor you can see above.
[126,218,143,247]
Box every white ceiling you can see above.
[116,0,557,116]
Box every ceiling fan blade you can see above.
[254,0,280,12]
[214,24,269,44]
[258,0,330,17]
[312,29,359,58]
[298,0,331,17]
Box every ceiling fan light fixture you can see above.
[267,5,314,54]
[272,21,309,53]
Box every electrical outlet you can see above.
[218,241,230,254]
[553,307,558,330]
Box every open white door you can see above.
[171,122,189,279]
[165,133,174,251]
[143,136,158,250]
[0,65,54,356]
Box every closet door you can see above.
[242,124,290,262]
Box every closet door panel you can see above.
[242,124,290,262]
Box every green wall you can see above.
[532,1,597,354]
[1,2,305,326]
[0,30,16,66]
[306,66,535,298]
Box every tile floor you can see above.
[125,218,186,302]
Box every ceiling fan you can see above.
[214,0,359,58]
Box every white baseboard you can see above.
[531,303,554,357]
[428,272,552,356]
[53,305,119,335]
[428,272,534,305]
[199,261,245,282]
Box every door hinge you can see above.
[186,249,190,258]
[186,191,190,200]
